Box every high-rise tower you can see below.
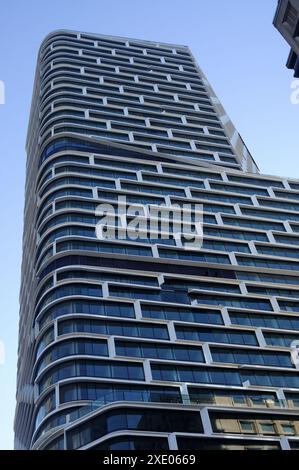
[15,30,299,451]
[274,0,299,76]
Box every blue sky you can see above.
[0,0,296,450]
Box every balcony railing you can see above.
[66,392,292,426]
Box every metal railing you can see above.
[66,392,291,426]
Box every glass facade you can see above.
[14,29,299,451]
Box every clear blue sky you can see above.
[0,0,296,450]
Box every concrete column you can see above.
[168,433,178,450]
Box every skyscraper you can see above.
[274,0,299,76]
[15,29,299,451]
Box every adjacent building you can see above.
[274,0,299,76]
[14,29,299,450]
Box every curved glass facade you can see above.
[14,29,299,451]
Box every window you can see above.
[40,212,98,235]
[40,175,115,197]
[37,283,103,313]
[210,182,268,196]
[115,283,191,301]
[242,207,299,223]
[115,340,204,363]
[162,166,222,181]
[259,423,276,435]
[227,175,284,188]
[98,189,164,206]
[38,359,145,393]
[39,299,135,329]
[286,393,299,408]
[57,270,159,287]
[55,164,137,181]
[40,187,93,207]
[279,300,299,312]
[159,148,216,162]
[240,421,255,434]
[176,326,257,346]
[44,436,65,450]
[187,388,278,409]
[58,318,169,340]
[211,347,293,368]
[237,255,299,272]
[202,203,235,215]
[152,364,242,386]
[37,226,96,257]
[211,411,299,436]
[258,198,299,212]
[36,327,55,357]
[176,437,280,451]
[281,424,295,435]
[93,436,169,451]
[39,153,89,174]
[60,382,181,405]
[94,157,157,173]
[237,271,299,286]
[195,143,234,155]
[248,285,299,299]
[241,370,299,389]
[230,312,299,332]
[35,391,56,428]
[121,181,186,197]
[274,234,299,246]
[39,137,156,166]
[66,408,203,449]
[141,304,223,325]
[190,293,272,311]
[56,240,153,258]
[36,339,109,376]
[257,244,299,260]
[263,332,299,348]
[201,239,250,254]
[275,189,299,201]
[143,174,205,189]
[112,123,168,137]
[223,216,285,231]
[159,248,231,265]
[283,2,298,28]
[153,363,299,389]
[204,226,268,242]
[191,190,252,206]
